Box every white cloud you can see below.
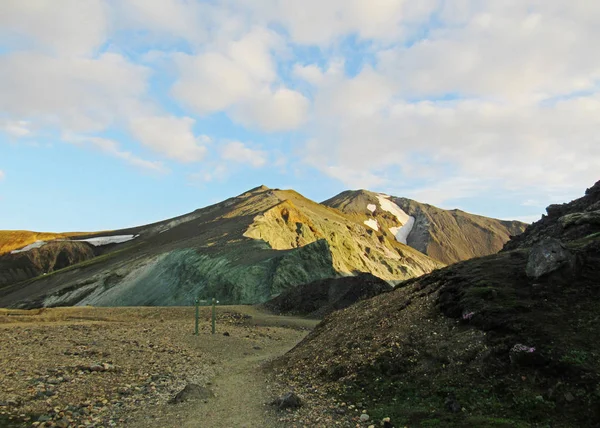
[0,52,150,133]
[171,27,308,131]
[231,0,437,45]
[221,141,267,168]
[129,116,208,163]
[0,119,32,138]
[232,88,309,131]
[63,134,167,173]
[377,2,600,101]
[188,164,228,184]
[293,64,325,85]
[114,0,210,45]
[0,0,109,56]
[294,2,600,205]
[0,170,5,181]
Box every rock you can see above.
[271,392,302,409]
[55,419,69,428]
[445,394,461,413]
[223,332,230,337]
[526,238,575,279]
[382,417,394,428]
[509,343,544,367]
[359,413,370,422]
[559,211,600,228]
[169,384,214,404]
[565,392,575,402]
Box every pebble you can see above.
[359,413,370,422]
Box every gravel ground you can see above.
[0,306,381,428]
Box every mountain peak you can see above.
[249,184,270,192]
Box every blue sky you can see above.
[1,1,599,232]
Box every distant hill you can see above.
[324,189,527,264]
[0,186,442,308]
[278,181,600,427]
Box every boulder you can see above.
[169,384,214,404]
[526,238,575,279]
[271,392,302,409]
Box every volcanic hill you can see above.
[324,189,527,264]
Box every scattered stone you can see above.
[223,332,230,337]
[445,394,461,413]
[169,384,214,404]
[565,392,575,402]
[359,413,370,422]
[382,417,393,428]
[271,392,302,409]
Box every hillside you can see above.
[0,186,442,308]
[279,181,600,427]
[324,190,527,264]
[263,273,393,318]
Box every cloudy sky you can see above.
[1,1,598,231]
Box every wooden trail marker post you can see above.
[193,298,217,335]
[194,298,208,336]
[211,298,216,334]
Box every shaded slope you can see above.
[263,273,393,318]
[0,241,96,287]
[0,186,441,308]
[324,190,527,264]
[280,183,600,427]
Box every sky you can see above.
[1,0,599,232]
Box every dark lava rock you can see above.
[169,384,214,404]
[445,394,461,413]
[526,238,576,279]
[271,392,302,409]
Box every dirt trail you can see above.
[129,307,319,428]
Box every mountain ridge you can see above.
[0,185,445,308]
[323,189,528,264]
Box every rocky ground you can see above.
[0,306,392,428]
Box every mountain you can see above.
[323,189,528,264]
[278,181,600,427]
[0,186,442,308]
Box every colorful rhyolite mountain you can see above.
[0,186,525,308]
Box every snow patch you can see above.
[390,216,416,245]
[364,218,379,231]
[76,235,137,246]
[367,204,376,213]
[376,194,416,245]
[11,240,47,254]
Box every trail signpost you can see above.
[193,298,218,335]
